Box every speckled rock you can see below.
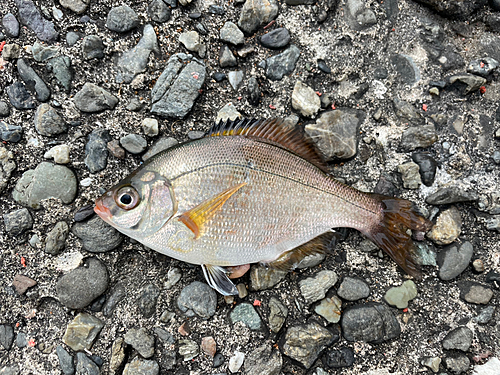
[459,281,494,304]
[109,337,126,373]
[442,326,473,351]
[177,281,217,319]
[291,81,320,117]
[178,339,199,361]
[220,21,245,45]
[265,45,300,81]
[0,325,14,350]
[72,216,123,253]
[137,284,160,318]
[400,125,438,151]
[3,208,32,236]
[106,5,139,32]
[85,129,111,173]
[238,0,278,35]
[15,0,59,41]
[124,328,155,359]
[0,146,16,194]
[123,357,160,375]
[34,103,67,136]
[322,346,355,369]
[398,161,421,189]
[244,344,282,375]
[120,134,148,154]
[426,186,478,205]
[230,303,262,330]
[148,0,171,23]
[6,82,35,110]
[60,0,90,14]
[299,270,338,304]
[250,265,287,291]
[268,296,288,333]
[427,206,462,245]
[62,313,105,351]
[444,353,470,374]
[438,241,473,280]
[337,277,370,301]
[73,83,118,113]
[45,221,69,255]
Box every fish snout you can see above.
[94,192,113,219]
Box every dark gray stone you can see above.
[45,221,69,255]
[0,325,14,351]
[229,303,262,330]
[103,283,126,317]
[106,5,139,32]
[413,0,486,19]
[76,353,99,375]
[442,326,473,352]
[47,55,73,92]
[34,103,67,136]
[56,345,75,375]
[15,0,59,42]
[85,128,111,173]
[400,125,438,151]
[393,98,424,125]
[341,302,401,343]
[448,74,487,95]
[238,0,278,35]
[15,332,27,348]
[438,242,474,280]
[82,35,104,60]
[6,82,35,110]
[74,83,118,113]
[3,208,32,236]
[0,101,10,117]
[17,58,50,102]
[120,134,148,154]
[2,13,19,37]
[265,45,300,81]
[443,353,470,374]
[391,54,420,84]
[323,347,355,368]
[426,186,478,205]
[31,42,59,62]
[124,328,155,358]
[268,296,288,333]
[148,0,171,23]
[56,258,109,309]
[214,72,226,82]
[247,77,260,105]
[467,57,499,77]
[260,28,290,49]
[0,121,22,142]
[337,277,370,301]
[154,327,174,344]
[72,215,123,253]
[244,344,282,375]
[411,153,437,186]
[220,45,237,68]
[177,281,217,319]
[138,284,160,318]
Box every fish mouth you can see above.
[94,197,111,220]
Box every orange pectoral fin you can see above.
[178,182,247,238]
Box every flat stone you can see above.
[74,83,118,113]
[15,0,59,41]
[177,281,217,319]
[230,303,262,330]
[265,45,300,81]
[12,274,37,294]
[228,70,244,91]
[244,344,282,375]
[398,162,421,189]
[442,326,473,351]
[384,280,418,309]
[229,351,245,373]
[337,277,370,301]
[75,353,99,375]
[120,134,148,154]
[268,296,288,333]
[82,35,104,59]
[106,5,139,32]
[148,0,171,23]
[179,31,206,57]
[62,313,105,351]
[438,241,474,280]
[250,265,287,291]
[85,128,111,173]
[426,186,478,205]
[34,103,67,136]
[137,283,160,318]
[260,28,290,49]
[6,82,35,110]
[124,328,155,358]
[32,42,59,62]
[44,145,70,164]
[123,357,160,375]
[444,353,470,374]
[315,295,342,323]
[2,13,19,37]
[411,152,437,186]
[216,103,242,123]
[220,21,245,45]
[427,206,462,245]
[323,346,355,368]
[459,281,494,304]
[72,215,123,253]
[3,208,32,236]
[0,325,14,350]
[60,0,90,14]
[299,270,338,304]
[400,125,438,151]
[178,339,199,361]
[238,0,278,34]
[17,58,50,102]
[291,80,320,117]
[56,345,75,375]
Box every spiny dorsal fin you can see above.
[206,118,328,172]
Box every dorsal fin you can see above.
[206,118,328,172]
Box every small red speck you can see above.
[480,86,486,94]
[21,256,26,267]
[331,102,336,110]
[263,20,275,30]
[191,72,199,79]
[0,41,6,54]
[198,89,203,94]
[422,104,428,111]
[269,104,276,110]
[237,96,242,100]
[253,299,261,306]
[403,308,408,313]
[15,322,20,328]
[391,28,395,32]
[28,339,36,347]
[480,61,485,68]
[315,91,322,96]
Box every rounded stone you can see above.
[106,5,140,32]
[260,28,290,49]
[177,281,217,319]
[337,277,371,301]
[229,303,262,330]
[72,215,123,253]
[120,134,148,154]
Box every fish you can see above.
[94,118,432,295]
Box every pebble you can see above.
[220,22,245,45]
[0,325,14,350]
[0,146,15,195]
[120,134,148,154]
[124,328,155,358]
[305,109,364,160]
[459,281,494,304]
[44,221,69,255]
[199,336,216,358]
[116,24,159,84]
[32,42,59,62]
[213,353,224,368]
[3,208,33,236]
[208,4,225,14]
[384,280,417,309]
[0,365,19,375]
[2,13,19,37]
[265,45,300,81]
[315,295,342,323]
[411,152,437,186]
[299,270,337,304]
[151,54,206,119]
[137,283,160,318]
[230,303,262,330]
[56,345,75,375]
[345,0,377,30]
[13,162,77,209]
[59,0,89,13]
[2,44,20,60]
[12,274,37,294]
[85,129,111,173]
[82,35,105,59]
[250,265,287,291]
[291,80,320,117]
[260,28,290,49]
[467,57,499,77]
[177,281,217,318]
[317,59,331,74]
[398,162,422,189]
[0,101,10,117]
[46,55,73,92]
[323,347,355,368]
[448,74,487,95]
[400,124,438,151]
[163,267,181,290]
[148,0,171,23]
[247,77,260,105]
[34,104,67,136]
[394,100,423,124]
[442,326,473,352]
[179,31,206,57]
[216,103,242,123]
[473,306,495,325]
[178,339,199,361]
[426,186,478,205]
[66,31,81,46]
[219,45,237,68]
[444,353,470,374]
[341,302,401,343]
[281,322,336,369]
[57,257,109,309]
[337,277,370,301]
[72,215,123,252]
[75,353,99,375]
[159,310,175,323]
[238,0,278,34]
[142,118,159,137]
[74,83,118,112]
[106,5,139,32]
[437,241,473,280]
[0,121,22,143]
[142,137,178,161]
[123,357,160,375]
[268,296,288,333]
[472,258,485,273]
[17,58,51,102]
[228,351,245,373]
[427,206,462,245]
[107,139,126,159]
[44,145,70,164]
[62,313,105,351]
[421,356,441,373]
[187,130,204,139]
[102,282,126,317]
[214,72,227,82]
[6,82,35,110]
[109,338,126,373]
[244,344,282,374]
[228,70,244,91]
[15,0,58,41]
[391,54,421,84]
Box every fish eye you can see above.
[115,187,140,210]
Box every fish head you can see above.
[94,168,177,238]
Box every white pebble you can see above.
[142,118,159,136]
[44,144,70,164]
[228,351,245,373]
[80,177,93,187]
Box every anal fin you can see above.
[201,265,238,296]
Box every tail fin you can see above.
[364,194,433,279]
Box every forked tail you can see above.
[363,194,433,279]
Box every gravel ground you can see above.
[0,0,499,374]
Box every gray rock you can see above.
[281,322,335,369]
[2,44,21,60]
[473,306,495,325]
[244,344,282,375]
[56,345,75,375]
[179,31,206,57]
[315,296,342,323]
[426,186,478,205]
[142,137,178,161]
[391,54,420,85]
[458,281,494,304]
[110,337,126,373]
[2,14,20,37]
[66,31,81,46]
[442,326,473,351]
[393,98,424,125]
[32,42,59,62]
[305,109,364,160]
[220,22,245,45]
[220,45,237,68]
[85,128,111,173]
[62,313,105,351]
[6,82,35,110]
[265,45,300,81]
[150,54,206,119]
[17,58,50,102]
[60,0,90,14]
[47,55,73,92]
[268,296,288,333]
[0,325,14,350]
[444,353,470,374]
[3,208,32,236]
[250,265,287,291]
[124,328,155,358]
[427,206,462,245]
[74,83,118,113]
[448,74,486,95]
[291,80,320,117]
[45,221,69,255]
[12,162,77,210]
[148,0,171,23]
[384,280,418,309]
[16,332,27,348]
[15,0,59,41]
[398,161,421,189]
[72,216,123,253]
[75,353,99,375]
[102,283,126,317]
[260,28,290,49]
[154,327,174,344]
[178,339,199,361]
[228,70,244,90]
[120,134,148,154]
[106,5,139,32]
[57,258,109,309]
[82,35,104,60]
[337,277,370,301]
[123,357,160,375]
[299,270,337,304]
[116,24,159,84]
[345,0,377,30]
[177,281,217,319]
[341,302,401,343]
[421,356,441,373]
[467,57,498,77]
[438,241,473,280]
[0,101,10,117]
[0,121,22,142]
[247,77,260,105]
[0,365,19,375]
[34,103,67,136]
[238,0,278,34]
[323,346,355,368]
[411,152,437,186]
[0,145,16,194]
[137,283,160,318]
[400,125,438,151]
[230,303,262,330]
